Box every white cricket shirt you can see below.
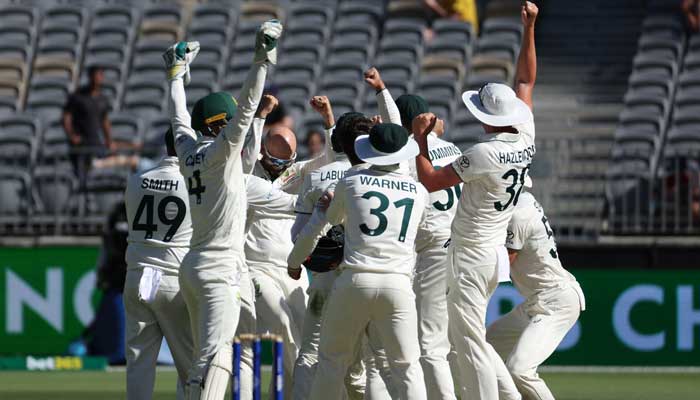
[411,133,463,241]
[171,63,268,252]
[125,156,192,274]
[450,121,536,248]
[506,191,579,298]
[326,165,430,276]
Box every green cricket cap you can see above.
[395,94,429,130]
[191,92,238,134]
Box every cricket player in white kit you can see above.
[362,69,461,399]
[487,191,585,400]
[305,123,430,400]
[163,19,282,400]
[288,111,373,400]
[412,3,539,399]
[124,129,192,400]
[243,96,335,399]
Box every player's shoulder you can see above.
[511,191,540,224]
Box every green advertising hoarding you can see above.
[1,246,699,366]
[488,269,700,366]
[0,247,101,355]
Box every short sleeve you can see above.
[506,214,531,251]
[63,94,76,113]
[451,144,492,183]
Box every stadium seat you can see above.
[0,168,31,216]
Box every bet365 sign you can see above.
[0,247,100,355]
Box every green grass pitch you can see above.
[0,370,698,399]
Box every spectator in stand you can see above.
[62,66,114,186]
[424,0,479,32]
[682,0,700,32]
[304,129,325,158]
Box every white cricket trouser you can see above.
[487,284,584,400]
[309,271,426,400]
[447,244,521,400]
[250,267,309,400]
[179,249,242,395]
[125,268,193,400]
[236,269,257,400]
[292,271,366,400]
[414,236,457,400]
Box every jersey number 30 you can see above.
[132,195,186,242]
[360,191,414,242]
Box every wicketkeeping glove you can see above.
[162,41,200,84]
[254,19,283,65]
[304,225,344,273]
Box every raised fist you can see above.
[257,94,279,119]
[364,67,386,91]
[310,96,331,114]
[521,1,538,27]
[412,112,437,137]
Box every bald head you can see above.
[265,127,297,159]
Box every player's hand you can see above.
[433,117,445,137]
[310,96,331,115]
[521,1,538,28]
[287,266,302,280]
[257,94,279,119]
[364,67,386,92]
[254,19,283,65]
[309,95,335,128]
[412,112,437,138]
[318,191,334,212]
[371,115,382,125]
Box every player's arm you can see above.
[505,214,531,267]
[168,70,198,157]
[287,183,345,279]
[365,67,401,125]
[514,1,538,110]
[242,95,278,173]
[213,20,282,161]
[309,95,336,166]
[412,113,462,192]
[245,174,297,214]
[291,173,317,239]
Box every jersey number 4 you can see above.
[495,165,530,211]
[360,191,414,242]
[188,170,206,204]
[132,195,186,242]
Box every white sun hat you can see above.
[462,83,533,127]
[355,123,419,166]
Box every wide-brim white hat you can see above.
[462,83,533,127]
[354,123,419,166]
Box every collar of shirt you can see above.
[369,164,401,173]
[334,153,349,162]
[160,156,179,167]
[478,131,520,143]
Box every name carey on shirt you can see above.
[498,144,536,165]
[359,175,417,194]
[141,178,180,191]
